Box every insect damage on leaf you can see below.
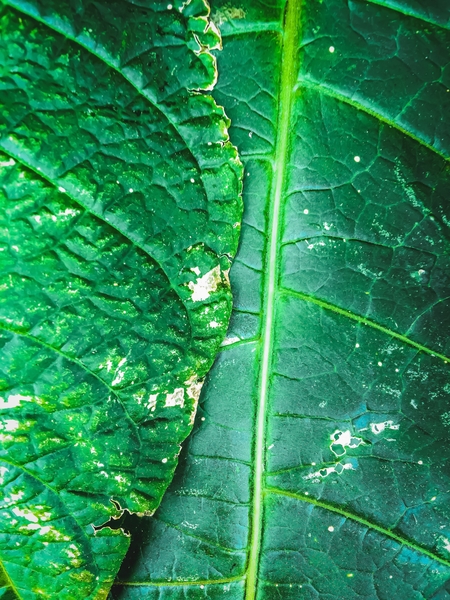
[187,265,223,301]
[212,5,246,26]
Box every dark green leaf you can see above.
[0,0,241,597]
[111,1,450,598]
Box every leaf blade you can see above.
[0,1,242,597]
[112,0,450,598]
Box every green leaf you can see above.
[111,0,450,598]
[0,0,242,597]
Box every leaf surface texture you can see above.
[0,0,242,597]
[113,0,450,596]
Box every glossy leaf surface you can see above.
[0,0,241,597]
[111,0,450,599]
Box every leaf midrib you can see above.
[244,0,450,596]
[221,29,450,164]
[245,1,302,598]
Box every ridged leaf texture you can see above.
[0,0,242,598]
[111,1,450,599]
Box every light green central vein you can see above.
[245,2,302,599]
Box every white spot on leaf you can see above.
[185,376,204,424]
[0,466,8,485]
[188,266,221,302]
[12,507,39,523]
[330,430,363,456]
[0,394,33,409]
[370,420,400,435]
[221,336,240,347]
[304,462,355,481]
[165,388,185,408]
[0,419,19,432]
[111,357,127,386]
[147,393,158,412]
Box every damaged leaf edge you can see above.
[90,0,243,534]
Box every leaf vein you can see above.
[245,1,302,598]
[279,287,450,363]
[363,0,450,31]
[113,574,246,588]
[0,458,102,576]
[296,80,450,162]
[3,0,207,176]
[265,486,450,568]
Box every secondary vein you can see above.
[297,80,450,162]
[280,287,450,364]
[3,0,207,176]
[0,457,102,576]
[0,557,22,600]
[0,322,121,397]
[114,574,245,587]
[245,1,302,598]
[0,321,143,466]
[265,487,450,568]
[363,0,450,32]
[0,142,198,346]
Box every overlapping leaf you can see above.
[0,1,242,597]
[111,1,450,599]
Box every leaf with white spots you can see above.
[0,0,242,598]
